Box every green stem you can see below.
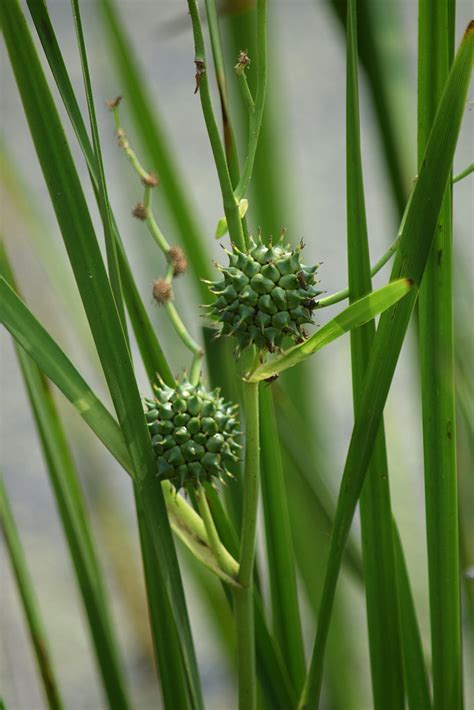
[234,378,260,710]
[418,2,461,708]
[452,162,473,183]
[317,236,400,308]
[165,300,203,355]
[345,0,404,703]
[259,386,305,691]
[233,587,257,710]
[204,0,241,186]
[239,381,261,585]
[0,479,65,710]
[190,352,203,386]
[187,0,245,251]
[196,485,239,580]
[238,72,256,114]
[113,109,153,184]
[234,0,267,202]
[318,181,415,309]
[113,112,202,376]
[70,0,127,338]
[163,264,202,361]
[144,189,171,253]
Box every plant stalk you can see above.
[418,2,461,708]
[234,0,268,202]
[234,378,260,710]
[187,0,245,251]
[0,480,65,710]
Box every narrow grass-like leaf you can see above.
[0,277,129,471]
[199,490,298,710]
[287,467,364,709]
[0,258,131,709]
[26,0,174,388]
[418,3,461,708]
[259,387,305,692]
[13,350,131,710]
[248,279,413,382]
[98,0,212,299]
[69,0,127,334]
[273,389,364,582]
[1,4,203,704]
[327,0,411,214]
[204,0,241,186]
[203,327,243,530]
[134,494,189,709]
[300,24,474,708]
[345,2,404,706]
[0,277,240,588]
[0,480,65,710]
[392,521,431,710]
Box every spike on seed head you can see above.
[152,279,173,305]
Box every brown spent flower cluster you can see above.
[235,50,251,75]
[167,246,188,277]
[106,95,122,111]
[153,279,173,306]
[142,172,159,187]
[132,202,148,221]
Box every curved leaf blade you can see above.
[248,279,413,382]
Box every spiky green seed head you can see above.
[208,235,321,351]
[144,376,240,491]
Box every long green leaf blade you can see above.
[345,2,404,706]
[0,278,130,471]
[0,480,65,710]
[134,494,189,709]
[25,0,174,389]
[418,2,461,708]
[327,0,411,215]
[259,387,306,692]
[0,256,131,709]
[0,4,202,703]
[69,0,126,334]
[0,277,240,589]
[67,7,191,700]
[392,522,431,710]
[300,23,474,708]
[248,279,413,382]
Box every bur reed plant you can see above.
[1,1,473,709]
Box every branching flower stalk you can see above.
[110,99,204,385]
[187,0,246,252]
[110,99,245,587]
[186,3,268,708]
[233,1,268,203]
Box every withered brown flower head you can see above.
[132,202,148,221]
[167,246,188,277]
[152,279,173,305]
